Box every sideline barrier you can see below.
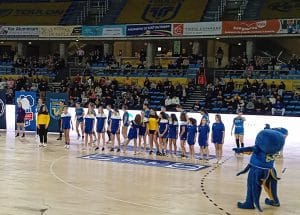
[4,105,297,147]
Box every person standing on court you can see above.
[187,117,197,159]
[37,105,50,147]
[212,114,225,164]
[122,105,129,142]
[231,112,246,150]
[61,106,72,149]
[54,101,64,140]
[16,101,26,138]
[36,98,46,138]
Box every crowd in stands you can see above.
[197,78,290,116]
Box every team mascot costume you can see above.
[233,128,288,212]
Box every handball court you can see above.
[0,114,299,215]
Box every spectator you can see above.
[272,99,285,116]
[216,47,224,66]
[245,99,255,114]
[192,101,200,111]
[278,81,286,96]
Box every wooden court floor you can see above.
[0,131,299,215]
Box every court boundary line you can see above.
[49,155,170,213]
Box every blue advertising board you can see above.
[15,91,36,131]
[0,90,6,129]
[126,23,172,37]
[46,92,68,132]
[82,25,126,37]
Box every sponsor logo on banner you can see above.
[184,22,222,36]
[126,23,172,37]
[173,23,184,36]
[39,26,82,37]
[142,0,183,23]
[0,26,38,37]
[81,154,209,171]
[222,20,281,35]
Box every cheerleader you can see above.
[187,118,197,159]
[198,117,210,160]
[212,114,225,164]
[147,109,159,155]
[61,106,72,149]
[200,109,210,124]
[75,102,84,140]
[168,114,178,156]
[123,114,142,155]
[158,112,169,156]
[95,106,106,151]
[139,104,150,153]
[37,105,50,147]
[179,112,188,158]
[106,105,112,142]
[84,106,95,150]
[109,108,121,152]
[89,102,97,143]
[122,105,129,141]
[16,101,26,138]
[231,111,246,149]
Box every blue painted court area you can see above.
[81,154,210,172]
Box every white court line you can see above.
[49,156,169,213]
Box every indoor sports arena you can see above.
[0,0,299,214]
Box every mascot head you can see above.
[255,129,285,155]
[272,127,288,137]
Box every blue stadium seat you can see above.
[286,105,295,111]
[211,108,220,112]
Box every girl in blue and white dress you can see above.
[84,106,95,150]
[123,114,142,155]
[95,106,106,151]
[61,106,72,149]
[168,114,178,156]
[179,112,188,158]
[187,118,197,159]
[109,108,121,152]
[198,117,210,160]
[158,112,169,156]
[75,102,85,140]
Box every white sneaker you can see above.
[38,143,43,147]
[66,145,70,149]
[42,143,47,147]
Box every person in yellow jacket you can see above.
[37,105,50,147]
[147,109,159,155]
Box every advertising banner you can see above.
[174,22,222,36]
[126,23,172,37]
[0,26,38,37]
[15,91,36,131]
[279,19,300,34]
[46,92,68,132]
[0,90,6,129]
[222,20,281,35]
[82,25,126,37]
[39,26,82,37]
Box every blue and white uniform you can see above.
[198,124,210,147]
[233,117,245,135]
[128,121,139,140]
[75,107,84,123]
[139,109,149,136]
[159,119,169,138]
[187,125,197,145]
[123,111,130,127]
[179,121,188,140]
[96,113,106,133]
[61,113,72,129]
[110,114,121,135]
[84,114,95,134]
[212,122,225,144]
[168,120,178,139]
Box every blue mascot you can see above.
[233,128,288,212]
